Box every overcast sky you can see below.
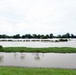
[0,0,76,35]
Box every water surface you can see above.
[0,52,76,69]
[0,40,76,48]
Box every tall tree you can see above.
[49,33,54,38]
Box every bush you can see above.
[0,45,3,51]
[59,38,68,42]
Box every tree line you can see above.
[0,33,76,39]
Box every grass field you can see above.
[0,66,76,75]
[0,47,76,53]
[0,47,76,75]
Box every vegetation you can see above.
[0,66,76,75]
[0,47,76,53]
[59,38,68,42]
[0,33,76,39]
[0,45,3,51]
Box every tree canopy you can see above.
[0,33,76,39]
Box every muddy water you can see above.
[0,52,76,69]
[0,39,76,48]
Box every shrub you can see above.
[0,45,3,51]
[59,38,68,42]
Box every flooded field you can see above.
[0,39,76,48]
[0,52,76,69]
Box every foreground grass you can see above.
[0,66,76,75]
[1,47,76,53]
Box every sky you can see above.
[0,0,76,35]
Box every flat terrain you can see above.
[1,47,76,53]
[0,67,76,75]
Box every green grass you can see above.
[0,66,76,75]
[0,47,76,53]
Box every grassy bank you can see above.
[0,66,76,75]
[0,47,76,53]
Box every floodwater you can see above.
[0,39,76,48]
[0,52,76,69]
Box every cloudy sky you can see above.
[0,0,76,35]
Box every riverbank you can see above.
[0,66,76,75]
[1,47,76,53]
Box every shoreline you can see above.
[0,47,76,53]
[0,66,76,75]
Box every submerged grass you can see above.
[0,66,76,75]
[1,47,76,53]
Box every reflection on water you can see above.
[14,53,25,59]
[20,53,25,59]
[0,55,4,63]
[33,53,44,60]
[0,52,76,69]
[34,53,40,60]
[14,53,18,59]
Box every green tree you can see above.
[32,34,38,38]
[56,35,62,38]
[13,34,21,38]
[62,33,70,38]
[71,34,76,38]
[49,33,54,38]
